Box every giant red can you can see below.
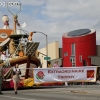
[62,29,96,67]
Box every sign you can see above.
[33,66,97,83]
[0,33,8,38]
[44,57,51,60]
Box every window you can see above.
[70,56,75,67]
[64,52,68,56]
[83,59,87,66]
[72,63,75,67]
[70,56,75,63]
[71,44,75,55]
[70,57,72,62]
[79,55,82,62]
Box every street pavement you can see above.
[0,85,100,100]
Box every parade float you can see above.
[0,4,41,89]
[0,4,64,90]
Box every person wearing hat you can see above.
[0,66,4,95]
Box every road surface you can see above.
[1,85,100,100]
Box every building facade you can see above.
[89,45,100,66]
[62,29,96,67]
[38,41,59,68]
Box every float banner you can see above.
[33,66,97,83]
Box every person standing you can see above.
[12,64,21,94]
[53,61,59,68]
[0,51,6,62]
[47,61,52,68]
[0,66,4,95]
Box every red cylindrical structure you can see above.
[62,29,96,67]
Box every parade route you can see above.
[0,85,100,100]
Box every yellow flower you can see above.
[23,78,34,87]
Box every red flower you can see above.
[37,71,44,78]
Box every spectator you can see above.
[1,51,6,62]
[47,61,52,68]
[0,66,4,95]
[53,61,59,68]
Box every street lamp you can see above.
[32,31,48,61]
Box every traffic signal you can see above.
[83,59,87,66]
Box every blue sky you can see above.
[0,0,100,48]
